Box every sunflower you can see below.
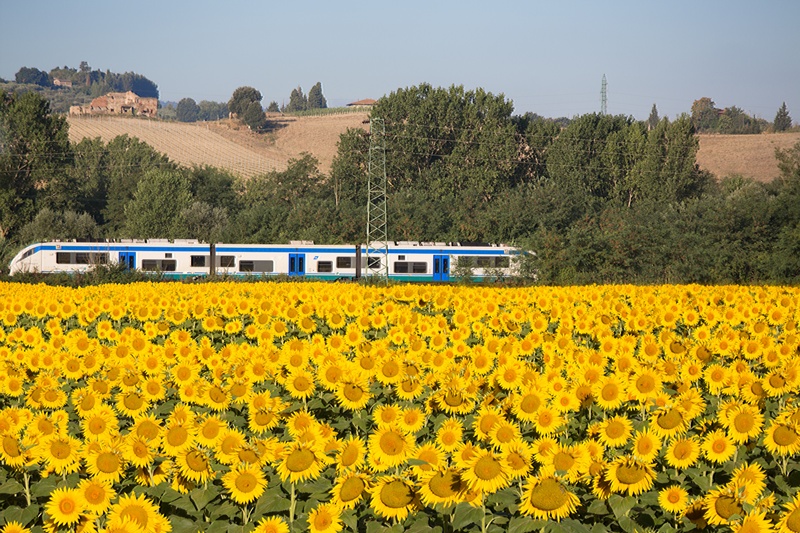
[45,487,85,526]
[664,436,701,470]
[160,419,196,455]
[332,471,371,509]
[195,415,228,447]
[630,428,662,463]
[488,420,522,450]
[0,522,30,533]
[604,456,656,496]
[764,421,800,456]
[540,443,591,483]
[176,447,215,483]
[518,476,580,521]
[629,367,662,403]
[106,492,162,533]
[658,485,689,514]
[39,434,82,475]
[276,441,327,483]
[596,415,633,448]
[84,444,126,483]
[284,368,316,400]
[461,447,511,494]
[77,478,115,516]
[410,442,444,477]
[531,406,564,436]
[399,407,426,434]
[370,476,420,521]
[130,414,162,443]
[510,390,545,422]
[503,439,534,480]
[417,468,465,508]
[0,433,28,468]
[215,427,247,466]
[335,378,371,411]
[307,502,342,533]
[730,462,767,505]
[701,429,737,464]
[724,404,764,444]
[649,406,689,439]
[80,407,119,442]
[368,427,412,470]
[222,463,268,505]
[731,510,775,533]
[776,490,800,533]
[121,435,156,469]
[436,418,464,452]
[703,486,745,526]
[336,436,366,472]
[252,517,290,533]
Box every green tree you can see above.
[284,87,308,112]
[690,97,719,131]
[0,90,71,239]
[197,100,228,121]
[176,98,200,122]
[228,86,262,117]
[647,104,659,130]
[307,82,327,109]
[242,101,266,131]
[123,168,192,238]
[774,102,792,132]
[15,67,50,86]
[267,101,280,113]
[19,208,100,243]
[178,201,229,243]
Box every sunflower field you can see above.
[1,281,800,533]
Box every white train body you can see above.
[9,240,522,282]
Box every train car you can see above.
[8,240,523,282]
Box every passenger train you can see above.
[8,240,523,282]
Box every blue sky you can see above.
[2,0,798,121]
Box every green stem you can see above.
[481,496,487,533]
[289,482,296,532]
[23,471,31,507]
[242,504,251,525]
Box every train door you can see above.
[119,252,136,270]
[433,255,450,282]
[288,253,305,276]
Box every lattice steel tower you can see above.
[366,117,389,280]
[601,74,607,115]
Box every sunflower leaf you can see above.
[21,504,40,526]
[508,515,545,533]
[608,494,636,519]
[452,503,484,531]
[169,516,198,533]
[255,489,291,514]
[30,476,58,498]
[0,479,24,495]
[191,485,219,511]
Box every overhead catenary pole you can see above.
[366,117,389,281]
[601,74,607,115]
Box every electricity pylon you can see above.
[366,117,389,280]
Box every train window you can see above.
[476,257,493,268]
[56,252,71,264]
[165,253,173,258]
[318,261,333,273]
[239,260,273,273]
[394,262,427,274]
[366,257,381,269]
[336,257,353,268]
[21,249,34,260]
[142,259,176,272]
[75,253,91,264]
[495,257,510,268]
[466,256,511,268]
[93,253,109,264]
[218,256,235,268]
[191,255,206,267]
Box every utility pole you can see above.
[601,74,607,115]
[366,117,389,281]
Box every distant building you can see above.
[347,99,377,108]
[69,91,158,117]
[53,78,73,88]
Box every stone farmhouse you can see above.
[69,91,158,117]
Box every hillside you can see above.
[67,114,799,182]
[67,112,369,178]
[696,132,800,182]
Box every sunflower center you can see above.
[97,452,120,473]
[657,409,683,430]
[344,384,364,402]
[121,505,149,528]
[50,440,71,460]
[733,412,755,433]
[528,478,569,511]
[238,449,259,464]
[507,452,527,471]
[786,508,800,532]
[293,377,311,392]
[340,476,365,502]
[770,374,786,388]
[636,437,654,455]
[429,470,459,498]
[2,436,20,457]
[88,418,106,434]
[714,496,743,520]
[313,511,332,529]
[84,485,105,505]
[496,426,515,443]
[341,444,359,467]
[673,442,692,460]
[479,415,499,434]
[123,393,144,411]
[382,361,399,378]
[186,450,208,472]
[80,395,96,411]
[774,425,799,446]
[520,394,541,413]
[444,392,464,407]
[552,451,575,472]
[601,384,619,401]
[209,386,227,404]
[379,431,406,456]
[474,455,503,480]
[137,421,160,441]
[254,411,275,428]
[667,491,681,504]
[379,480,414,508]
[605,421,625,439]
[712,440,727,453]
[60,497,76,514]
[636,375,656,393]
[235,472,257,493]
[616,463,647,484]
[166,426,189,447]
[286,449,315,472]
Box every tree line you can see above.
[2,85,799,284]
